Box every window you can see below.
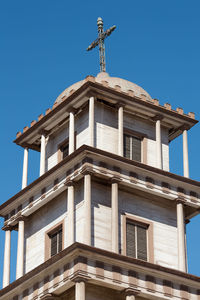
[58,139,69,162]
[45,222,64,260]
[61,142,69,159]
[49,226,62,257]
[123,215,154,263]
[124,134,141,162]
[126,220,147,261]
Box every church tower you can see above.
[0,18,200,300]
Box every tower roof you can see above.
[55,72,152,104]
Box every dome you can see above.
[55,72,152,104]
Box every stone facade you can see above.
[0,73,199,300]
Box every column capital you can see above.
[66,106,77,114]
[81,166,94,176]
[110,176,122,184]
[21,143,30,150]
[70,273,90,283]
[40,293,59,300]
[2,224,12,231]
[38,129,50,137]
[175,196,187,205]
[86,91,96,98]
[180,124,190,131]
[151,114,164,121]
[123,287,140,297]
[64,178,75,187]
[116,101,126,109]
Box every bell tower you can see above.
[0,18,200,300]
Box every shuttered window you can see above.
[124,134,141,162]
[126,220,147,261]
[49,226,62,257]
[61,142,69,159]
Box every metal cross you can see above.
[87,17,116,73]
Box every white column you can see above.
[111,179,119,253]
[155,118,162,169]
[177,200,186,272]
[183,128,189,178]
[126,295,136,300]
[75,280,85,300]
[89,96,95,147]
[16,219,25,279]
[67,182,74,246]
[69,111,75,154]
[84,173,91,245]
[22,147,28,189]
[3,229,11,288]
[118,105,124,156]
[40,134,46,176]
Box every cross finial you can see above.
[87,17,116,73]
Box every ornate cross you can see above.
[87,17,116,73]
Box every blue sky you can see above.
[0,0,200,286]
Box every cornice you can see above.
[0,145,200,217]
[0,242,200,299]
[14,80,198,147]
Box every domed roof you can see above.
[55,72,152,104]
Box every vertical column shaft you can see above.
[22,147,28,189]
[75,281,85,300]
[67,183,75,246]
[177,201,186,272]
[40,134,46,176]
[126,296,136,300]
[69,111,75,154]
[118,106,124,156]
[89,96,95,147]
[183,129,189,178]
[111,180,119,253]
[84,174,91,245]
[3,229,11,288]
[16,219,25,279]
[156,119,162,169]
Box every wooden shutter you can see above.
[132,137,141,162]
[137,225,147,261]
[50,227,63,257]
[124,135,130,159]
[58,228,62,252]
[50,232,58,257]
[62,143,69,159]
[126,222,136,258]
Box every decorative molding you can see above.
[110,176,122,184]
[176,196,187,205]
[38,129,50,136]
[64,179,75,187]
[129,172,138,184]
[80,166,94,176]
[151,114,164,121]
[123,287,140,296]
[145,177,155,189]
[70,272,91,283]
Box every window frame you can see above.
[45,220,64,260]
[123,128,147,164]
[57,132,76,163]
[122,214,154,263]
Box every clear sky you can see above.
[0,0,200,286]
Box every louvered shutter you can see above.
[50,233,58,257]
[132,137,141,162]
[126,222,136,258]
[137,225,147,261]
[58,229,62,252]
[124,135,130,159]
[62,143,69,158]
